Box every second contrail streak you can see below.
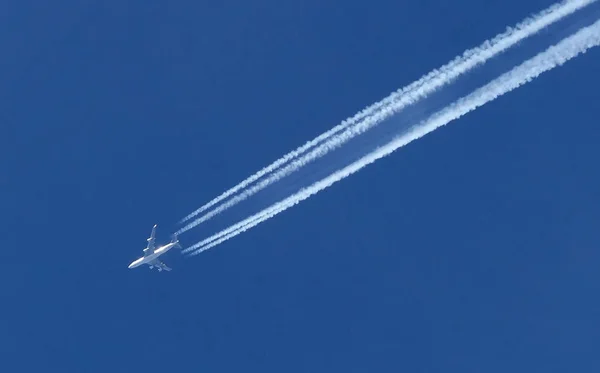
[184,18,600,255]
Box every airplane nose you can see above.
[129,258,142,269]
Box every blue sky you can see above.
[2,0,600,371]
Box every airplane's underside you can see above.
[128,224,176,272]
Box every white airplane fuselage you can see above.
[128,242,177,269]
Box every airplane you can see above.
[128,224,181,272]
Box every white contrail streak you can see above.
[184,18,600,255]
[177,0,597,233]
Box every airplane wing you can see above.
[143,224,157,256]
[149,258,171,272]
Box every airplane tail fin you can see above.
[171,234,182,249]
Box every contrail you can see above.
[176,0,597,233]
[184,18,600,256]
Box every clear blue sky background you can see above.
[2,1,599,372]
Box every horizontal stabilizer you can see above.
[171,234,182,249]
